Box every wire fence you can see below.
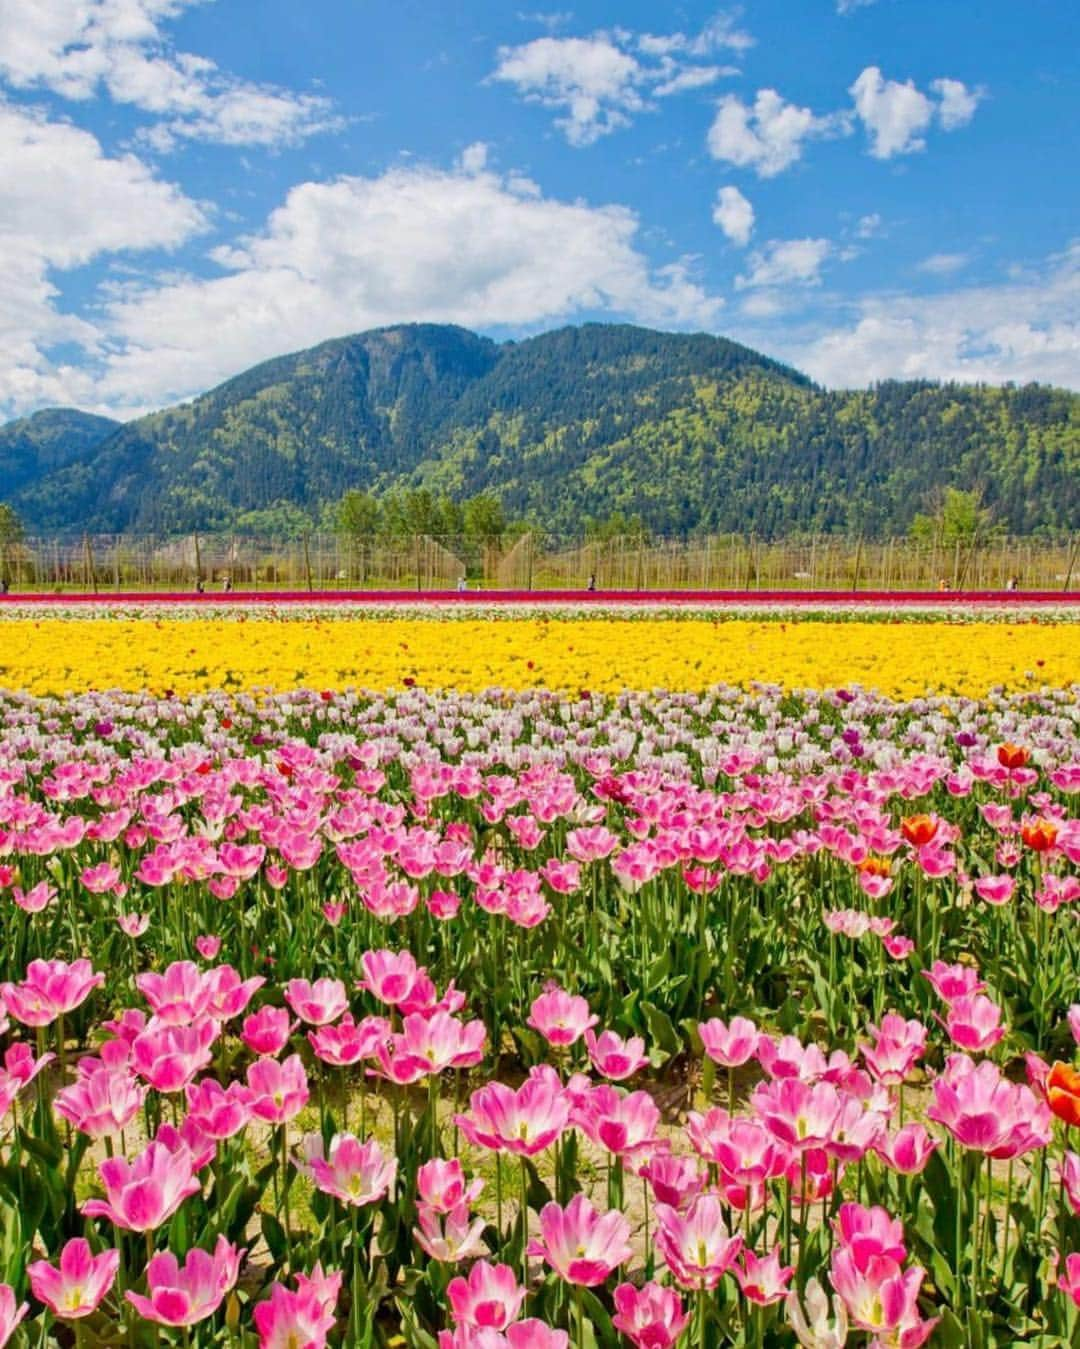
[1,531,1078,593]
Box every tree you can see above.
[463,493,506,548]
[335,491,381,540]
[0,503,25,586]
[909,488,995,545]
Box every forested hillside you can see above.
[3,323,1076,536]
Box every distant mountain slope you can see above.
[4,323,1077,536]
[1,409,119,515]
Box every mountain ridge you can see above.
[3,322,1077,537]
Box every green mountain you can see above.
[4,323,1078,537]
[0,409,120,520]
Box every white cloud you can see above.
[849,66,934,157]
[837,0,877,12]
[712,185,754,246]
[0,0,341,149]
[850,66,983,158]
[707,89,846,177]
[71,159,724,412]
[856,212,884,238]
[794,243,1080,390]
[736,238,832,289]
[916,251,969,275]
[490,16,746,145]
[0,98,206,413]
[491,36,644,145]
[932,77,982,130]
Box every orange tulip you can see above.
[1048,1062,1080,1128]
[1021,819,1059,853]
[858,856,891,879]
[901,814,939,848]
[997,743,1030,770]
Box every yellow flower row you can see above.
[0,617,1076,697]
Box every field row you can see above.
[0,683,1075,1344]
[0,614,1078,697]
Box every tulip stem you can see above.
[520,1156,529,1293]
[576,1282,586,1349]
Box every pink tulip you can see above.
[1061,1153,1080,1216]
[13,881,56,912]
[734,1246,794,1305]
[247,1053,310,1124]
[527,987,598,1047]
[28,1238,119,1318]
[414,1202,488,1262]
[1,958,105,1026]
[184,1078,253,1139]
[54,1060,145,1137]
[132,1018,218,1092]
[204,965,265,1021]
[528,1193,632,1285]
[874,1123,938,1175]
[241,1005,294,1057]
[699,1016,758,1068]
[654,1194,743,1289]
[753,1078,843,1151]
[584,1029,648,1080]
[308,1013,388,1067]
[928,1054,1051,1157]
[117,913,150,937]
[922,960,985,1002]
[82,1137,201,1231]
[576,1085,660,1159]
[834,1202,906,1269]
[756,1035,828,1082]
[136,961,212,1024]
[1060,1252,1080,1308]
[126,1235,242,1326]
[939,993,1006,1053]
[299,1133,396,1207]
[830,1248,937,1345]
[612,1281,689,1349]
[447,1260,526,1330]
[1068,1005,1080,1047]
[417,1157,484,1213]
[974,874,1016,906]
[358,949,421,1006]
[709,1117,788,1188]
[639,1153,706,1210]
[376,1011,486,1081]
[285,977,349,1026]
[0,1286,28,1346]
[456,1072,571,1156]
[253,1264,342,1349]
[860,1015,927,1087]
[439,1321,568,1349]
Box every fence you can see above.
[1,532,1078,593]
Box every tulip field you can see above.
[0,600,1078,1347]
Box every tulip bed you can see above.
[0,675,1078,1346]
[1,606,1080,697]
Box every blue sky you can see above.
[0,0,1076,421]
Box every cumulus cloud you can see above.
[52,158,723,413]
[0,0,341,149]
[712,185,754,246]
[490,14,748,145]
[0,98,206,413]
[736,238,832,289]
[932,76,983,130]
[794,243,1080,390]
[850,67,982,158]
[707,89,847,177]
